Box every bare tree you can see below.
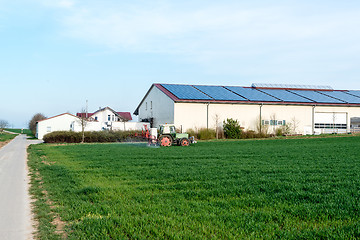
[77,108,88,143]
[0,120,9,133]
[291,117,300,134]
[29,113,46,135]
[213,113,221,139]
[270,113,277,134]
[255,115,269,136]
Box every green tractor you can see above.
[158,124,195,147]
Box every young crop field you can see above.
[0,132,17,142]
[28,136,360,239]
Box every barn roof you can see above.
[134,83,360,115]
[37,113,78,123]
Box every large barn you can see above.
[134,83,360,135]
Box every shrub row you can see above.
[187,128,217,140]
[43,130,141,143]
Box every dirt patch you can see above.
[32,167,67,239]
[0,140,11,149]
[52,216,67,238]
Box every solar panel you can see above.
[251,83,333,90]
[289,90,345,103]
[161,84,212,100]
[259,89,313,103]
[346,90,360,99]
[193,85,247,101]
[225,87,280,102]
[320,91,360,104]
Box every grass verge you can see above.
[28,137,360,239]
[0,132,17,142]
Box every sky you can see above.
[1,0,360,128]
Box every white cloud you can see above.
[46,1,360,85]
[57,3,360,53]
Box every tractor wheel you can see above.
[180,138,190,146]
[159,135,172,147]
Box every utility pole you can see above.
[86,100,88,119]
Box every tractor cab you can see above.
[158,124,194,147]
[159,124,176,135]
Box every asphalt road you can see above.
[0,135,42,240]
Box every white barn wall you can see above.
[173,103,360,134]
[36,114,78,140]
[260,105,313,134]
[174,103,260,132]
[174,103,313,133]
[111,122,150,131]
[138,86,174,128]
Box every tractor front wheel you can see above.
[180,138,190,146]
[159,135,173,147]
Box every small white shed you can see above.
[36,113,80,140]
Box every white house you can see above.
[134,83,360,135]
[36,107,149,140]
[76,107,137,131]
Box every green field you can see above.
[28,137,360,239]
[6,128,35,138]
[0,132,17,142]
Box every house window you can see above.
[263,120,285,126]
[108,115,110,121]
[95,116,98,121]
[112,115,114,121]
[47,126,51,132]
[151,101,153,110]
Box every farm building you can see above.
[36,107,148,139]
[134,83,360,135]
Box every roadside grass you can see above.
[0,132,17,142]
[28,137,360,239]
[6,128,36,139]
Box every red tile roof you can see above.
[117,112,132,121]
[76,113,94,118]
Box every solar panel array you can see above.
[251,83,333,90]
[320,91,360,104]
[346,90,360,98]
[193,85,247,101]
[161,84,212,100]
[289,90,345,103]
[225,86,280,102]
[259,89,313,103]
[159,84,360,104]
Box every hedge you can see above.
[43,130,142,143]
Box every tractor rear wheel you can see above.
[180,138,190,146]
[159,135,172,147]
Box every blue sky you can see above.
[1,0,360,128]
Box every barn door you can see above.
[314,112,347,133]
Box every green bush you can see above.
[223,118,242,139]
[275,127,284,136]
[43,130,141,143]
